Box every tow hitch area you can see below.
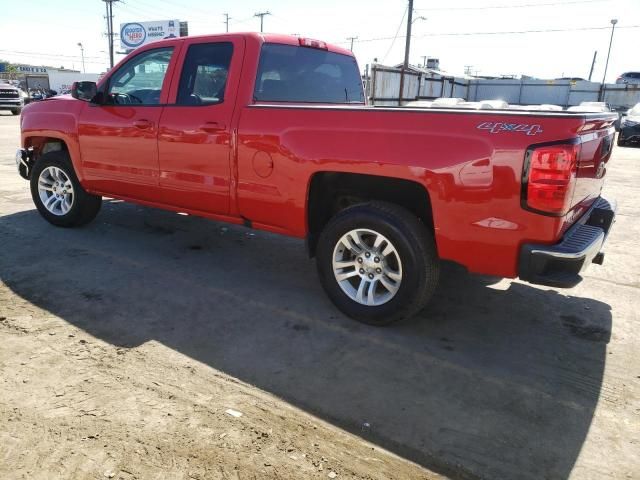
[16,148,34,180]
[518,197,616,288]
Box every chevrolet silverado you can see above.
[15,33,617,325]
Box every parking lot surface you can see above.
[0,111,638,480]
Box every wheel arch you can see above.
[23,134,84,181]
[306,171,435,257]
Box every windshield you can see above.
[629,104,640,116]
[254,43,364,104]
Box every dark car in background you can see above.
[618,103,640,146]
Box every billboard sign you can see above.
[120,20,180,51]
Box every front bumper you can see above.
[620,123,640,142]
[518,197,616,288]
[16,148,34,180]
[0,100,23,110]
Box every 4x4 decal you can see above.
[477,122,543,136]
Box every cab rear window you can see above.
[254,43,364,104]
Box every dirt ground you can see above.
[0,111,638,480]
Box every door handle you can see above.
[200,122,227,133]
[133,119,153,129]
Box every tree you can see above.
[6,64,18,80]
[0,60,19,80]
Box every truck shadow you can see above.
[0,202,612,480]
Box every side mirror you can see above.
[71,81,98,102]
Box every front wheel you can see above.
[617,134,626,147]
[11,108,21,116]
[316,201,440,326]
[30,151,102,227]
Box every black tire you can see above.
[617,134,626,147]
[11,108,21,116]
[316,201,440,326]
[30,151,102,227]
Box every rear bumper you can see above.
[518,197,616,288]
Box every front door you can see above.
[157,38,243,214]
[78,46,178,202]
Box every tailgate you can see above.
[569,117,615,218]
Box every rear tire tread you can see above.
[316,201,439,326]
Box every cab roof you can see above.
[154,32,354,57]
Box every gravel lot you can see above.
[0,111,638,480]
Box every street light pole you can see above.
[77,43,85,73]
[600,18,618,100]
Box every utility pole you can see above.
[224,13,231,33]
[77,42,86,73]
[254,11,271,33]
[588,50,597,81]
[420,55,427,68]
[103,0,120,69]
[347,36,358,52]
[398,0,413,106]
[600,18,618,100]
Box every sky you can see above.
[1,0,639,81]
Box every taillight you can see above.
[298,37,328,50]
[524,143,579,215]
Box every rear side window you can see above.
[254,43,364,104]
[177,42,233,106]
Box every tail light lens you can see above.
[524,143,579,215]
[298,37,328,50]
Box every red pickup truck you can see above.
[16,33,616,325]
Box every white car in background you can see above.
[616,72,640,85]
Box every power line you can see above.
[343,24,640,45]
[0,49,108,61]
[382,5,407,63]
[415,0,607,11]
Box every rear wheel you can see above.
[11,108,21,116]
[30,151,102,227]
[316,201,439,326]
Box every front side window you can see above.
[107,47,173,105]
[254,44,364,104]
[176,42,233,105]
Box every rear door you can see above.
[157,37,244,214]
[78,45,178,201]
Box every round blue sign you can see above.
[121,23,147,49]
